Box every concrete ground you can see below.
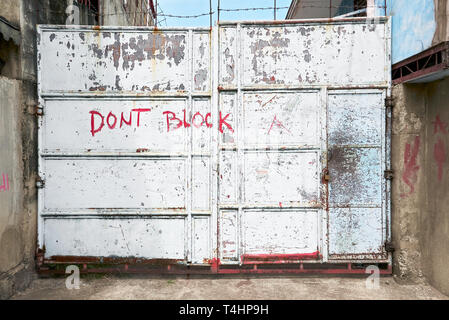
[10,275,448,300]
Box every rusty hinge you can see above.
[384,241,395,253]
[385,97,395,109]
[322,169,330,182]
[384,170,394,180]
[26,104,44,116]
[36,176,45,188]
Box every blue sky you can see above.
[156,0,292,27]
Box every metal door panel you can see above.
[328,208,383,256]
[328,93,383,146]
[243,151,320,206]
[242,210,319,255]
[192,99,212,153]
[44,217,186,259]
[39,29,210,93]
[192,157,210,211]
[329,148,382,205]
[219,27,237,87]
[43,99,187,153]
[218,92,237,145]
[242,92,319,147]
[192,217,210,263]
[219,151,238,204]
[43,158,186,210]
[241,23,388,87]
[327,91,386,259]
[38,19,391,267]
[219,210,238,261]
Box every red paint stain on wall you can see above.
[401,136,420,198]
[434,137,446,182]
[0,173,10,192]
[432,115,448,134]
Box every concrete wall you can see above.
[0,77,33,299]
[0,0,153,299]
[101,0,154,26]
[101,0,130,26]
[0,1,20,26]
[0,0,77,300]
[421,78,449,295]
[392,77,449,296]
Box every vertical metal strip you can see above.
[187,29,193,263]
[211,26,219,264]
[36,25,45,252]
[320,87,329,262]
[381,89,387,255]
[385,17,393,264]
[236,23,243,265]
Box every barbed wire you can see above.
[220,6,290,12]
[38,3,386,22]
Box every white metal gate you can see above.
[37,17,391,270]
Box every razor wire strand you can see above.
[38,3,386,21]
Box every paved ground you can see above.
[11,275,448,300]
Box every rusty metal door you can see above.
[216,19,391,266]
[37,18,391,270]
[37,27,216,264]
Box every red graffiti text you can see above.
[90,108,151,136]
[401,136,420,198]
[0,173,10,192]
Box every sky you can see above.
[156,0,293,27]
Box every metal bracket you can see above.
[384,170,394,180]
[385,241,395,253]
[385,97,395,109]
[322,169,330,182]
[26,105,44,116]
[35,106,44,116]
[36,177,45,189]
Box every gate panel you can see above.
[44,217,186,258]
[327,91,387,260]
[38,18,391,269]
[217,19,391,265]
[241,23,388,87]
[43,99,187,153]
[37,27,213,262]
[242,210,318,255]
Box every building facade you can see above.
[286,0,449,296]
[0,0,155,299]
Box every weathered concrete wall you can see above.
[101,0,129,26]
[0,1,20,26]
[0,77,33,299]
[0,0,153,299]
[101,0,154,26]
[392,77,449,296]
[421,77,449,296]
[391,83,427,281]
[0,0,72,300]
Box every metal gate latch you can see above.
[323,169,331,182]
[385,241,395,253]
[36,177,45,189]
[385,97,395,109]
[384,170,394,180]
